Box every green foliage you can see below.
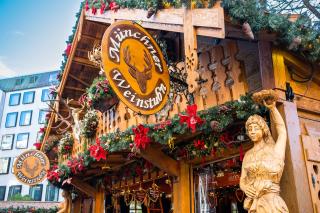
[0,206,58,213]
[7,194,33,201]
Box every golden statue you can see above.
[240,90,289,213]
[57,190,71,213]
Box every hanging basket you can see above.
[92,96,119,112]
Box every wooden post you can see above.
[172,161,192,213]
[73,195,82,213]
[93,186,105,213]
[277,101,313,213]
[258,41,275,89]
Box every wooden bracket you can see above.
[71,177,96,198]
[139,143,179,177]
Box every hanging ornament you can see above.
[147,7,156,18]
[167,137,175,150]
[288,36,301,50]
[124,189,133,206]
[210,120,221,132]
[242,22,254,40]
[132,124,151,150]
[134,186,146,203]
[179,104,204,133]
[208,191,218,208]
[235,188,244,202]
[147,182,160,203]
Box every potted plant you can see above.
[79,76,118,112]
[59,132,74,155]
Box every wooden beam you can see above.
[73,56,99,68]
[69,73,90,87]
[71,177,96,198]
[258,41,275,89]
[85,7,225,38]
[139,144,179,177]
[82,34,102,41]
[65,86,86,92]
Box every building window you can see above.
[5,112,18,128]
[0,158,11,174]
[19,110,32,126]
[29,184,43,201]
[22,91,35,104]
[0,186,5,201]
[16,133,29,149]
[1,134,14,150]
[129,201,143,213]
[8,185,22,200]
[45,184,59,201]
[9,93,20,106]
[49,73,57,83]
[38,110,47,124]
[11,157,17,173]
[41,89,52,102]
[29,76,38,84]
[15,78,23,86]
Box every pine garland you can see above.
[49,94,265,187]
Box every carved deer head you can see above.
[23,160,39,178]
[123,46,152,93]
[48,94,84,135]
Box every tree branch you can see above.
[303,0,320,19]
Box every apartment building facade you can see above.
[0,71,61,202]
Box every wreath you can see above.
[59,132,74,155]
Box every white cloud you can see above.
[12,31,25,36]
[0,57,17,78]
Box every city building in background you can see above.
[0,71,61,202]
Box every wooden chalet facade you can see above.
[41,2,320,213]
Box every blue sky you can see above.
[0,0,82,78]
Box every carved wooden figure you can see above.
[240,90,289,212]
[57,190,71,213]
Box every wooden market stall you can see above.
[40,1,320,213]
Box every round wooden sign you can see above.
[13,150,50,186]
[101,21,170,115]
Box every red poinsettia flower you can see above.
[65,43,72,57]
[34,142,42,150]
[179,104,203,133]
[109,1,119,11]
[100,2,106,14]
[39,127,45,133]
[47,165,59,182]
[219,132,232,147]
[193,139,206,150]
[132,124,151,150]
[85,0,89,11]
[91,6,97,15]
[89,138,107,161]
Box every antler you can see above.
[47,94,76,134]
[142,49,152,75]
[123,46,138,79]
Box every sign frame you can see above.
[13,150,50,186]
[101,20,170,115]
